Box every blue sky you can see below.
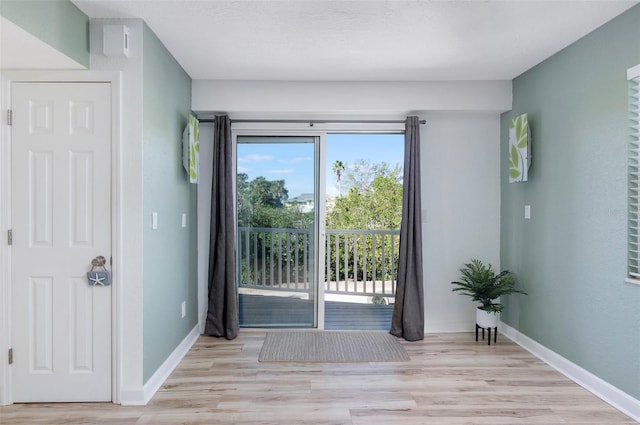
[236,134,404,198]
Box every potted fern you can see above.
[451,259,527,328]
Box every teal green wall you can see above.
[141,23,196,383]
[501,5,640,399]
[0,0,89,67]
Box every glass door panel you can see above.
[236,136,317,327]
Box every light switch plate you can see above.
[524,205,531,219]
[152,212,158,229]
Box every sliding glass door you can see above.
[236,136,318,327]
[234,131,404,330]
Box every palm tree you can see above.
[332,160,345,196]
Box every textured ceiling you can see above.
[72,0,638,80]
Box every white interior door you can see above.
[11,82,112,402]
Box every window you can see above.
[627,64,640,282]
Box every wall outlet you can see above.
[181,301,186,318]
[152,212,158,229]
[182,213,187,228]
[524,205,531,219]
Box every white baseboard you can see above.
[425,320,474,333]
[119,387,146,406]
[141,325,200,405]
[499,322,640,422]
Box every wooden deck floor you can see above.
[239,293,393,330]
[1,332,636,424]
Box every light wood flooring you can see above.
[1,331,637,424]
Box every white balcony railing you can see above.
[325,229,399,298]
[237,227,400,299]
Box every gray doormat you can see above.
[258,330,410,362]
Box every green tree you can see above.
[328,161,402,230]
[237,174,293,228]
[332,160,345,196]
[342,160,399,193]
[326,161,403,282]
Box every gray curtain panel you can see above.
[390,116,424,341]
[205,115,239,339]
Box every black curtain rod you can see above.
[197,118,426,125]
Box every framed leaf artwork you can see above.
[182,113,200,184]
[508,113,531,183]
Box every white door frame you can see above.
[0,70,122,405]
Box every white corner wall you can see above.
[194,80,507,333]
[421,112,501,332]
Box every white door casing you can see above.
[11,82,112,402]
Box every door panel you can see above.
[29,277,54,373]
[11,82,112,402]
[29,151,54,247]
[236,136,318,327]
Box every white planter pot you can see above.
[476,308,499,328]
